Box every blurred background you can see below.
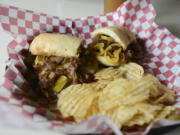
[0,0,180,135]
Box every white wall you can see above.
[0,0,104,18]
[57,0,104,19]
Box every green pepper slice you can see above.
[53,75,68,93]
[100,35,115,43]
[94,43,105,56]
[104,44,122,65]
[33,55,43,68]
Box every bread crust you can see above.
[30,33,83,57]
[92,26,137,66]
[92,26,136,50]
[96,56,116,66]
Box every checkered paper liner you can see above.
[0,0,180,134]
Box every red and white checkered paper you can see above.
[0,0,180,134]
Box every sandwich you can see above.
[28,26,142,101]
[89,26,143,66]
[29,33,98,100]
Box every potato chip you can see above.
[94,62,144,81]
[57,62,176,129]
[119,62,144,81]
[104,109,121,128]
[74,94,97,122]
[123,75,158,105]
[58,84,85,102]
[99,78,132,111]
[92,80,110,91]
[99,75,155,111]
[154,93,175,104]
[155,84,175,104]
[105,105,140,128]
[145,74,175,104]
[124,103,163,127]
[156,106,175,120]
[85,96,100,119]
[125,113,151,127]
[94,67,125,81]
[58,84,98,121]
[159,84,175,96]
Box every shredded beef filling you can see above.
[125,41,143,62]
[36,56,78,89]
[109,46,121,57]
[19,46,98,102]
[33,55,95,99]
[93,36,143,63]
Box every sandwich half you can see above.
[90,26,143,66]
[29,33,95,99]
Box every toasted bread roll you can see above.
[92,26,136,50]
[91,26,140,66]
[30,33,83,57]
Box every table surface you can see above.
[0,0,180,135]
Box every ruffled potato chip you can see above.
[57,62,176,129]
[104,105,139,128]
[99,75,157,111]
[94,62,144,82]
[57,84,98,121]
[92,80,110,91]
[124,103,163,127]
[99,79,131,111]
[85,96,100,119]
[119,62,144,81]
[94,67,125,81]
[156,106,175,120]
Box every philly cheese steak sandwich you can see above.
[29,33,99,100]
[89,26,143,66]
[28,26,143,102]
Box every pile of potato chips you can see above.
[57,62,175,128]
